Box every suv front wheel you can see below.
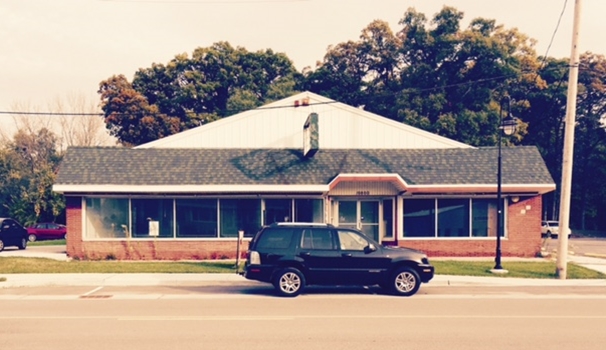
[273,267,306,297]
[389,266,421,296]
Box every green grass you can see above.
[0,257,238,274]
[0,257,604,279]
[432,260,606,279]
[28,239,66,246]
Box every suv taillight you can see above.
[249,251,260,265]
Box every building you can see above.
[53,92,556,260]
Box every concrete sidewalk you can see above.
[1,271,606,289]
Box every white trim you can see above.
[55,182,555,195]
[405,184,556,194]
[53,184,329,194]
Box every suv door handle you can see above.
[299,252,311,257]
[341,253,352,257]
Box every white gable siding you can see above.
[137,92,472,150]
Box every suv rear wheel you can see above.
[273,267,306,297]
[18,237,27,250]
[389,266,421,296]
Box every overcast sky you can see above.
[1,0,603,112]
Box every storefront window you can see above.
[403,198,502,238]
[131,199,174,238]
[472,199,498,237]
[85,198,129,238]
[403,199,435,237]
[220,199,261,238]
[264,199,292,224]
[84,197,323,240]
[437,199,470,237]
[176,199,218,238]
[294,198,324,222]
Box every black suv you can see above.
[243,223,434,297]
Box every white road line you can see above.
[0,315,605,320]
[81,286,104,296]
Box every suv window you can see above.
[301,228,335,250]
[255,228,296,250]
[337,229,369,251]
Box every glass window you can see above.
[176,199,218,238]
[337,229,369,251]
[294,199,324,222]
[472,199,498,237]
[219,199,261,238]
[403,198,503,239]
[383,199,393,239]
[85,198,129,238]
[256,228,296,250]
[403,199,435,237]
[301,228,335,250]
[264,199,292,224]
[131,199,174,238]
[437,199,470,237]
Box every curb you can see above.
[1,273,605,289]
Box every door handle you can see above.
[299,252,311,257]
[341,253,352,257]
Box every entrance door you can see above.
[338,200,380,242]
[360,201,379,241]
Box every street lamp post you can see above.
[494,96,517,271]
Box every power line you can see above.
[0,111,103,116]
[541,0,568,62]
[0,65,574,117]
[100,0,308,3]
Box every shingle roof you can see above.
[55,146,554,187]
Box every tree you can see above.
[302,6,541,146]
[100,42,301,146]
[0,128,64,226]
[569,53,606,229]
[98,75,181,147]
[4,94,116,149]
[49,93,117,149]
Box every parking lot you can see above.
[542,235,606,258]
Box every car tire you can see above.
[273,267,305,297]
[0,239,4,252]
[28,234,37,242]
[18,237,27,250]
[389,266,421,297]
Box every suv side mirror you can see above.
[364,243,377,253]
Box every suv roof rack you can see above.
[270,222,334,227]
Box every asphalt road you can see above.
[1,294,605,350]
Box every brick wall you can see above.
[66,195,544,260]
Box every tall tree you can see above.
[98,75,181,147]
[569,53,606,229]
[5,94,116,149]
[0,128,64,226]
[100,42,300,146]
[303,6,541,146]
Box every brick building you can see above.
[53,92,555,260]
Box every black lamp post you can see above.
[495,96,518,271]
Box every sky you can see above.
[1,0,604,112]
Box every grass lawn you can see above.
[0,257,604,279]
[29,239,66,246]
[432,260,605,279]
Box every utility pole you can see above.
[556,0,583,279]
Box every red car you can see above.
[26,223,67,242]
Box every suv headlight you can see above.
[249,251,260,265]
